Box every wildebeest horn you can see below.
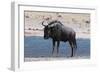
[48,23,56,28]
[42,21,46,26]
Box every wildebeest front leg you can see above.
[57,41,60,54]
[52,40,55,54]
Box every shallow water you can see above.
[24,36,90,58]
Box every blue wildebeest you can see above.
[42,20,77,57]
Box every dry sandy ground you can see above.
[24,11,90,39]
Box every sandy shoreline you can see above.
[24,56,90,62]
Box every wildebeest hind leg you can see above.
[69,41,74,57]
[73,38,77,56]
[52,40,55,54]
[57,41,60,55]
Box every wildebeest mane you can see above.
[48,20,63,26]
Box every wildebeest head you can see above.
[43,26,50,39]
[42,21,56,39]
[42,20,63,39]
